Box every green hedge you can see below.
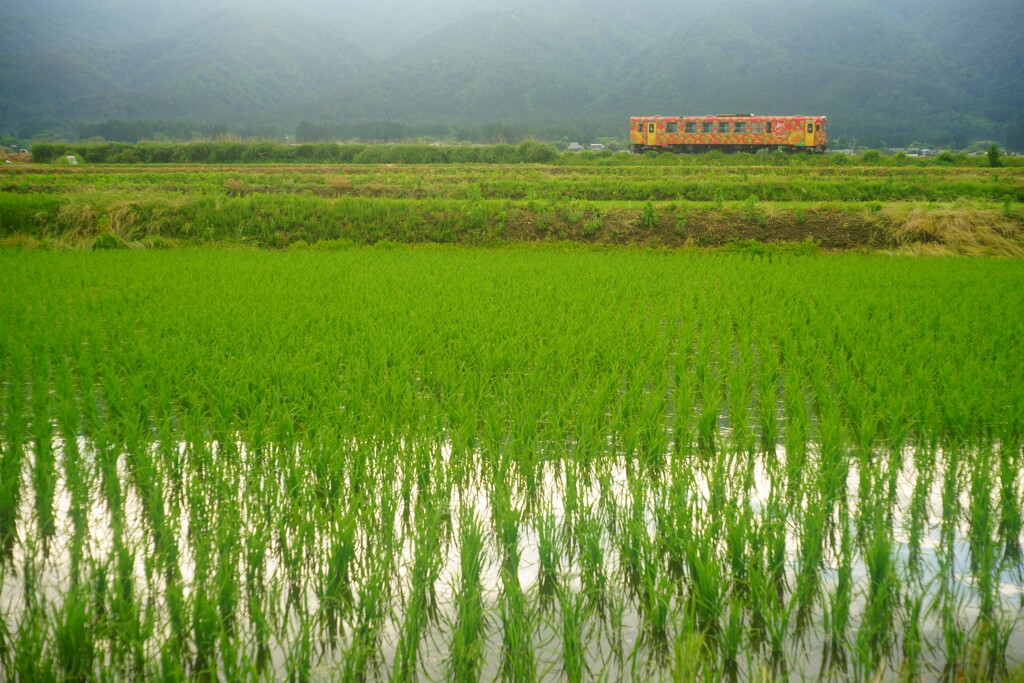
[30,141,560,165]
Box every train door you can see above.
[804,120,815,147]
[646,121,658,146]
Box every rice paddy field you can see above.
[1,246,1023,681]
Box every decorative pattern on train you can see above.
[628,115,827,153]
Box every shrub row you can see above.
[30,141,560,165]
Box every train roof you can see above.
[632,114,826,119]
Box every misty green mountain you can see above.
[0,7,371,128]
[313,13,615,122]
[309,0,708,122]
[1,0,1020,148]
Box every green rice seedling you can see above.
[685,538,723,637]
[694,343,722,456]
[595,573,630,674]
[763,502,788,597]
[703,451,731,551]
[156,636,188,682]
[54,584,96,682]
[824,516,854,671]
[558,585,588,683]
[639,568,675,661]
[939,446,961,559]
[671,621,709,683]
[793,498,827,634]
[781,374,811,504]
[343,556,390,681]
[214,530,240,638]
[0,442,23,564]
[12,601,49,682]
[393,508,443,681]
[817,414,849,519]
[997,442,1022,562]
[660,472,695,591]
[191,583,221,681]
[938,581,969,680]
[672,352,696,457]
[617,510,647,601]
[719,598,744,678]
[243,526,271,669]
[0,588,8,670]
[29,356,57,548]
[726,344,755,457]
[576,513,608,618]
[284,617,313,683]
[219,624,246,683]
[280,512,310,621]
[536,513,561,605]
[743,525,769,653]
[321,510,357,643]
[981,614,1016,680]
[974,526,1001,633]
[900,583,926,680]
[450,507,487,681]
[905,450,934,576]
[855,522,899,670]
[562,461,581,532]
[54,358,88,563]
[755,349,780,456]
[762,591,794,676]
[499,564,536,682]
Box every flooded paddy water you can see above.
[2,433,1022,681]
[1,248,1023,679]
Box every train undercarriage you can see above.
[630,144,828,154]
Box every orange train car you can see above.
[629,114,827,154]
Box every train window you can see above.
[734,121,747,133]
[751,121,764,133]
[648,123,655,133]
[638,123,644,132]
[701,121,714,133]
[666,121,678,133]
[815,123,821,132]
[806,123,814,134]
[718,121,730,133]
[685,122,697,133]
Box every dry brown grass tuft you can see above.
[224,178,251,196]
[107,200,144,240]
[55,200,99,239]
[328,176,352,192]
[875,206,1024,257]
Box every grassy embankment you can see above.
[2,146,1023,255]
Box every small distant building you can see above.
[589,143,605,152]
[567,142,584,152]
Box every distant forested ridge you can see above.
[1,0,1021,149]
